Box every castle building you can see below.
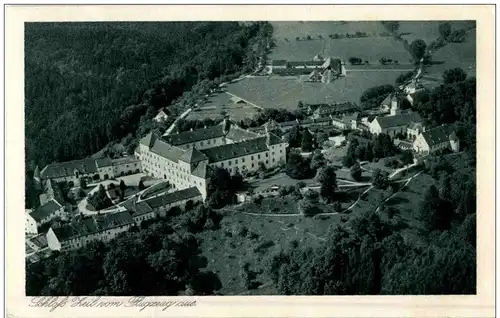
[136,120,287,200]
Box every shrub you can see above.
[238,226,249,237]
[254,240,275,253]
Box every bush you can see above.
[297,181,307,189]
[298,199,321,217]
[238,226,249,237]
[254,240,275,253]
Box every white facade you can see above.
[413,134,450,155]
[25,210,38,236]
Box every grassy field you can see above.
[226,71,402,109]
[271,21,388,42]
[398,20,476,45]
[186,92,260,122]
[197,206,340,295]
[269,37,411,64]
[426,29,476,78]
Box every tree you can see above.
[409,39,427,62]
[88,184,113,210]
[399,150,414,166]
[442,67,467,84]
[285,152,313,180]
[298,199,321,217]
[350,162,362,181]
[316,166,338,202]
[438,22,452,39]
[79,177,88,190]
[310,151,326,171]
[419,185,453,232]
[371,169,388,189]
[395,71,415,86]
[119,180,126,192]
[138,180,145,190]
[287,125,302,148]
[301,129,314,152]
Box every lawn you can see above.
[426,29,476,78]
[398,20,475,45]
[269,37,411,64]
[248,172,316,193]
[271,21,388,42]
[186,92,260,123]
[226,71,402,109]
[197,207,341,295]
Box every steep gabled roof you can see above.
[149,139,185,163]
[178,147,208,163]
[421,125,455,148]
[201,137,270,163]
[226,125,260,142]
[144,187,202,209]
[40,158,98,179]
[95,157,113,168]
[163,126,225,146]
[30,199,62,222]
[375,113,422,129]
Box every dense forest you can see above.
[25,22,272,208]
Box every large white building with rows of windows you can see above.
[135,119,287,200]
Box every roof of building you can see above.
[149,138,185,163]
[28,233,48,249]
[30,199,62,222]
[192,161,211,179]
[140,132,157,148]
[52,211,134,241]
[178,147,208,163]
[201,136,270,163]
[164,125,225,146]
[421,125,455,148]
[144,187,202,209]
[112,156,140,165]
[374,113,422,129]
[40,158,98,179]
[226,126,260,142]
[408,122,424,131]
[132,201,154,216]
[95,157,113,168]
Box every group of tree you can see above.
[206,167,245,208]
[87,184,113,210]
[438,22,469,43]
[395,71,415,86]
[176,117,221,133]
[25,21,273,208]
[343,133,397,167]
[269,202,475,294]
[286,125,316,151]
[26,217,223,296]
[359,84,395,109]
[238,108,306,129]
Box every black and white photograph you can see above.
[21,16,480,297]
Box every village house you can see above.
[153,109,169,122]
[46,211,135,252]
[369,113,422,138]
[310,102,359,118]
[25,209,38,236]
[29,199,66,226]
[413,125,459,155]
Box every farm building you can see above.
[412,125,459,155]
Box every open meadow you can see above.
[186,92,260,122]
[226,71,402,109]
[269,37,411,64]
[426,29,476,78]
[271,21,388,42]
